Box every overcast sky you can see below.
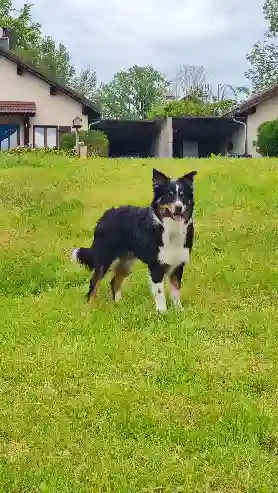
[13,0,267,87]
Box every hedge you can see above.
[257,119,278,157]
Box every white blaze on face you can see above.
[175,183,185,211]
[168,183,185,218]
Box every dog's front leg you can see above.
[170,264,184,310]
[149,264,166,312]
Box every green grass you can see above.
[1,153,278,493]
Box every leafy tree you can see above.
[99,65,169,119]
[263,0,278,34]
[246,0,278,91]
[148,97,235,119]
[71,66,98,101]
[32,36,75,84]
[0,1,76,84]
[0,1,41,51]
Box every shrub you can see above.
[2,146,75,158]
[59,132,76,150]
[60,129,109,157]
[257,119,278,156]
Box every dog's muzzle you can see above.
[162,201,186,222]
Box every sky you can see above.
[13,0,267,88]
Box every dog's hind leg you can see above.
[86,259,112,301]
[110,254,136,302]
[86,268,102,301]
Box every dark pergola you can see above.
[94,116,246,158]
[172,116,244,157]
[95,119,162,157]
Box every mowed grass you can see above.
[1,153,278,493]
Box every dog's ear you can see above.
[178,171,197,188]
[153,169,169,189]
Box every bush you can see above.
[2,146,75,157]
[60,129,109,157]
[59,132,76,150]
[0,147,76,169]
[257,119,278,156]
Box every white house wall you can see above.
[246,92,278,156]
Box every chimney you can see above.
[0,28,10,50]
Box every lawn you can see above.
[1,153,278,493]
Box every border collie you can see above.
[72,168,197,312]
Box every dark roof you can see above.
[0,100,36,114]
[95,118,161,139]
[228,84,278,117]
[0,48,100,116]
[95,119,162,157]
[172,115,239,138]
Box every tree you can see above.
[170,65,207,99]
[212,84,250,103]
[71,66,98,101]
[32,36,75,84]
[169,64,249,104]
[263,0,278,34]
[148,98,235,120]
[0,1,41,51]
[99,65,169,120]
[0,2,76,85]
[246,0,278,91]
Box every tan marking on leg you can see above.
[170,274,183,310]
[90,278,101,299]
[111,261,130,299]
[170,276,180,290]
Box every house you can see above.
[227,84,278,157]
[0,34,100,150]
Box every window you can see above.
[33,126,58,148]
[0,124,20,150]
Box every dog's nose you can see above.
[175,204,183,214]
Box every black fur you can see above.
[72,168,197,309]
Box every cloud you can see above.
[12,0,267,86]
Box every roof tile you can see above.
[0,100,36,114]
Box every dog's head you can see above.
[152,168,197,223]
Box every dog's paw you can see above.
[114,291,121,302]
[156,304,167,313]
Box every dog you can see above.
[71,168,197,312]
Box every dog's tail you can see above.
[71,247,95,270]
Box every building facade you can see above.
[0,47,100,150]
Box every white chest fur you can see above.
[158,217,190,272]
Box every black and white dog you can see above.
[72,168,197,312]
